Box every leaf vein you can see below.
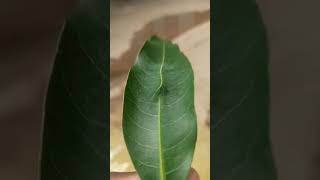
[164,127,194,152]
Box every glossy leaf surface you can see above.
[123,36,197,180]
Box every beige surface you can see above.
[110,1,210,179]
[111,0,210,59]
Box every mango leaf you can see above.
[212,0,277,180]
[122,36,197,180]
[40,0,108,179]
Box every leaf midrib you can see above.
[158,41,166,180]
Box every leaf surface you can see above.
[40,0,108,179]
[123,36,197,180]
[212,0,277,179]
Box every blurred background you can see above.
[0,0,74,179]
[110,0,210,179]
[2,1,320,180]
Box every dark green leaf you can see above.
[40,0,108,179]
[213,0,277,179]
[123,36,197,180]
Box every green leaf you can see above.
[40,0,108,179]
[213,0,277,179]
[122,36,197,180]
